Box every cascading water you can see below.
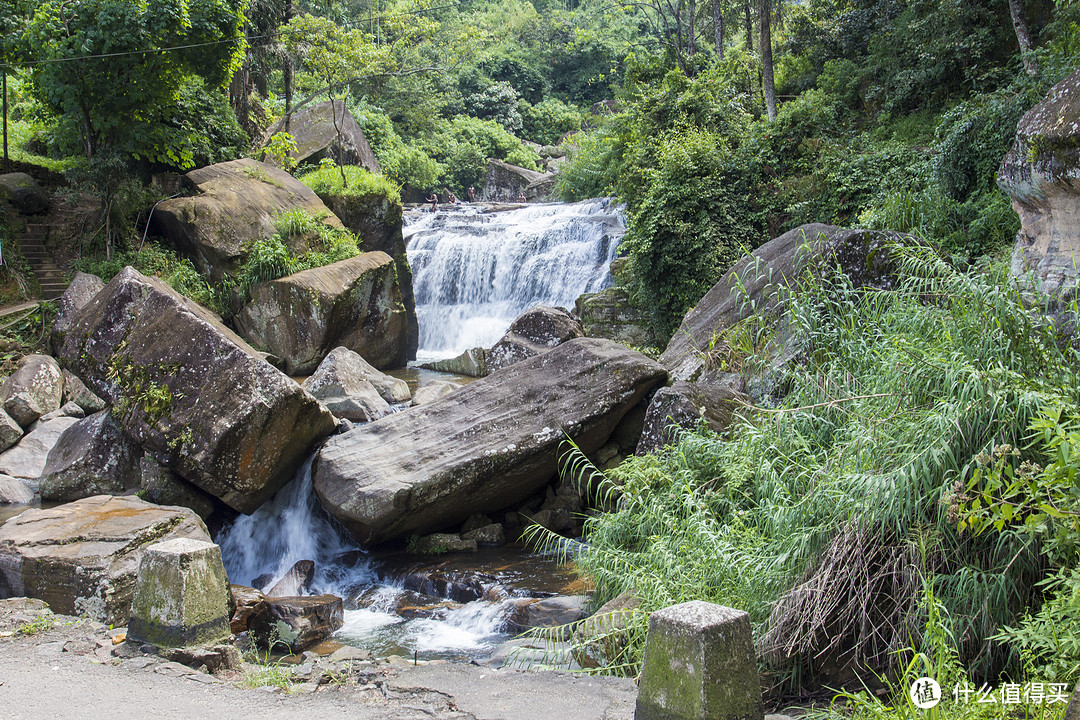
[405,198,625,360]
[215,456,577,661]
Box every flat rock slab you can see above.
[54,267,337,513]
[0,495,211,625]
[313,337,666,545]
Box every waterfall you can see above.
[405,198,625,360]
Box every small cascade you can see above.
[405,199,625,360]
[215,457,580,661]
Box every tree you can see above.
[21,0,247,166]
[1008,0,1040,76]
[760,0,775,121]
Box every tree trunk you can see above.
[687,0,697,58]
[713,0,724,57]
[1009,0,1039,76]
[744,0,752,51]
[760,0,776,121]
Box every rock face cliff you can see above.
[999,67,1080,297]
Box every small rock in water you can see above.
[267,559,316,597]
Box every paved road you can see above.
[0,609,638,720]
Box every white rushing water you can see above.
[216,458,527,660]
[405,199,625,360]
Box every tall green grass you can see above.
[531,245,1080,688]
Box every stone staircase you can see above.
[17,220,69,300]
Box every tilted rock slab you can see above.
[149,158,345,282]
[999,67,1080,296]
[313,338,667,545]
[234,251,409,374]
[54,267,337,513]
[0,495,212,625]
[660,224,909,382]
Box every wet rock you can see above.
[0,172,48,214]
[1,354,62,428]
[235,252,410,374]
[314,338,667,545]
[138,456,218,521]
[0,474,32,504]
[420,347,488,377]
[411,380,460,406]
[53,267,337,513]
[460,513,493,534]
[128,538,232,648]
[576,286,657,349]
[486,306,584,373]
[506,595,587,635]
[636,601,763,720]
[0,416,80,483]
[262,100,380,173]
[247,594,345,654]
[301,348,395,422]
[229,584,268,634]
[54,272,105,336]
[999,67,1080,297]
[150,159,345,282]
[409,533,477,555]
[660,224,910,382]
[636,382,749,455]
[61,370,106,414]
[0,495,212,624]
[267,559,316,597]
[39,411,143,502]
[399,569,485,602]
[462,524,505,546]
[0,409,22,453]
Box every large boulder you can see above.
[0,172,49,214]
[301,347,406,422]
[313,338,667,545]
[999,67,1080,297]
[660,224,908,382]
[149,159,345,281]
[54,272,106,336]
[576,286,657,349]
[480,159,555,202]
[38,411,144,502]
[636,382,749,455]
[318,186,418,362]
[262,100,380,173]
[234,251,409,374]
[246,594,345,653]
[486,305,584,373]
[0,495,212,625]
[53,267,337,513]
[0,416,80,484]
[1,354,63,428]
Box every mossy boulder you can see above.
[262,100,381,173]
[53,267,337,513]
[234,251,410,374]
[150,159,345,282]
[1,354,63,428]
[576,286,657,349]
[313,338,667,545]
[637,382,749,455]
[0,495,212,625]
[317,188,418,361]
[998,66,1080,296]
[0,172,48,214]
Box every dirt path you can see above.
[0,602,638,720]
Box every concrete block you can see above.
[128,538,232,648]
[635,600,763,720]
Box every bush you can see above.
[71,241,219,312]
[521,97,584,146]
[298,165,401,205]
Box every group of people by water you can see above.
[425,185,528,212]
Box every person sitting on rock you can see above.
[448,190,458,204]
[468,185,476,202]
[426,192,438,212]
[516,191,527,203]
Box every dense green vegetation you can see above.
[6,0,1080,711]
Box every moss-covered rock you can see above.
[576,286,657,349]
[261,100,381,173]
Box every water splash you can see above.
[405,199,625,360]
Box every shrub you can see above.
[521,97,584,146]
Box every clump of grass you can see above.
[14,612,56,636]
[298,164,401,205]
[529,243,1080,689]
